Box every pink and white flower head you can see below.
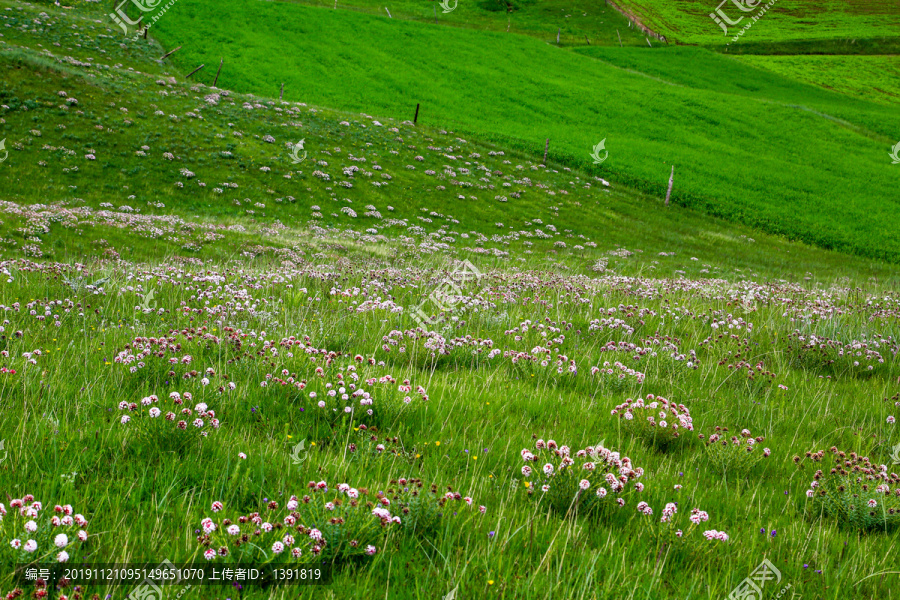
[542,463,555,476]
[77,530,88,542]
[23,539,37,553]
[54,534,68,548]
[25,520,37,533]
[365,545,377,556]
[9,539,21,549]
[57,551,70,563]
[292,548,302,558]
[272,541,285,554]
[261,522,274,532]
[204,549,216,561]
[579,479,591,491]
[211,501,224,513]
[201,518,216,533]
[309,528,323,541]
[227,524,241,536]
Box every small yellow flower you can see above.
[488,580,494,586]
[435,441,440,447]
[415,454,421,459]
[310,442,316,447]
[287,435,293,439]
[524,481,531,488]
[473,456,478,460]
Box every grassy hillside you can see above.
[284,0,653,47]
[738,54,900,106]
[147,0,900,263]
[3,2,893,280]
[3,2,900,600]
[612,0,900,46]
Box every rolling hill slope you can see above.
[146,0,900,261]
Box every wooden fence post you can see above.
[414,103,420,124]
[185,64,205,79]
[159,45,182,61]
[213,58,223,87]
[665,165,675,206]
[543,139,549,164]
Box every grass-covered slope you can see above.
[738,54,900,106]
[3,3,900,600]
[612,0,900,46]
[286,0,653,47]
[149,0,900,262]
[4,2,895,281]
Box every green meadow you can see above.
[612,0,900,46]
[0,0,899,598]
[151,0,900,262]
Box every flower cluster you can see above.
[118,392,219,437]
[198,478,483,562]
[198,485,388,563]
[612,394,693,449]
[700,427,770,473]
[262,357,425,426]
[803,447,900,530]
[346,425,417,463]
[519,437,645,516]
[1,496,89,563]
[642,501,728,542]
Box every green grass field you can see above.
[2,0,900,598]
[284,0,653,47]
[738,54,900,106]
[612,0,900,46]
[145,0,900,262]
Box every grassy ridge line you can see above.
[611,0,900,47]
[281,0,653,47]
[151,1,900,261]
[574,46,900,109]
[3,8,899,285]
[736,54,900,107]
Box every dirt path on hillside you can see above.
[605,0,668,43]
